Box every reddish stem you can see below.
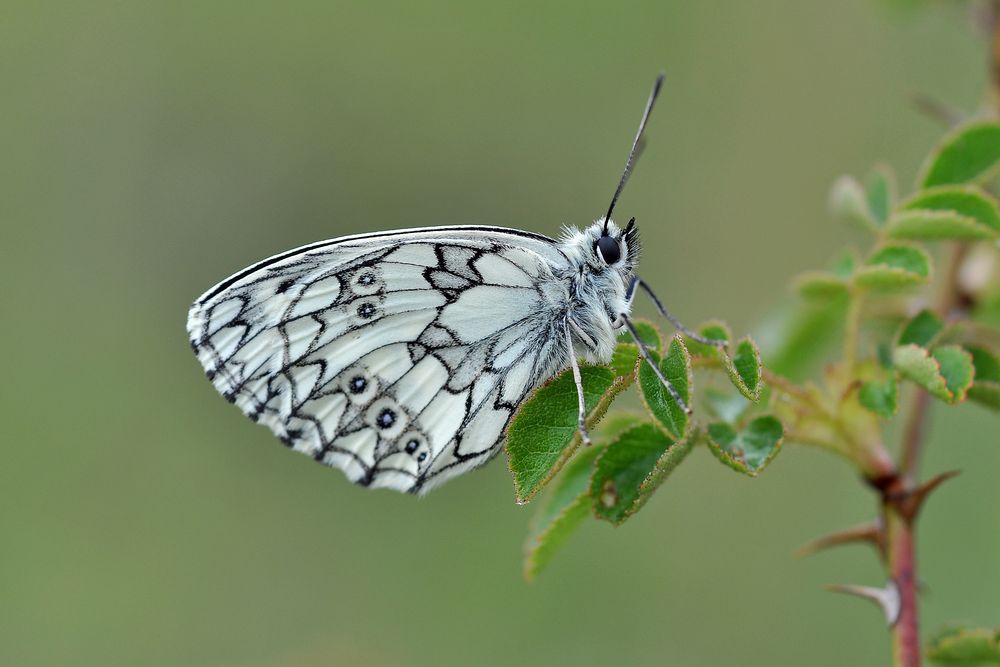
[885,487,920,667]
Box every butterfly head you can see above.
[556,217,639,361]
[588,217,639,274]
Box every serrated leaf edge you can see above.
[705,417,786,477]
[726,336,763,401]
[892,344,975,404]
[637,335,694,440]
[917,120,1000,188]
[886,209,994,241]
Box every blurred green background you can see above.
[2,1,998,665]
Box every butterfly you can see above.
[187,74,723,494]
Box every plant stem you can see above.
[884,239,971,667]
[899,390,931,483]
[885,493,920,667]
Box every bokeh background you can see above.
[3,1,998,665]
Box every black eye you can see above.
[596,236,621,264]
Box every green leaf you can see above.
[893,344,975,404]
[898,309,945,347]
[611,318,661,377]
[506,366,631,503]
[638,336,692,440]
[854,244,932,291]
[523,445,604,581]
[889,186,1000,240]
[590,422,694,525]
[967,345,1000,380]
[927,625,1000,665]
[935,346,976,403]
[730,337,763,401]
[685,322,762,402]
[901,186,1000,230]
[966,345,1000,410]
[635,431,697,512]
[919,122,1000,188]
[888,210,996,241]
[615,318,662,349]
[866,164,897,226]
[894,344,950,401]
[795,271,851,300]
[859,377,899,418]
[706,415,784,476]
[685,320,731,358]
[829,175,878,231]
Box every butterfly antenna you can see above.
[603,72,665,235]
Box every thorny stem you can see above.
[886,243,968,667]
[882,5,1000,664]
[886,198,975,667]
[886,491,921,667]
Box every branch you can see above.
[886,502,920,667]
[886,182,975,667]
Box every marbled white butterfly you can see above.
[187,74,722,494]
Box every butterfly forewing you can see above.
[188,227,572,493]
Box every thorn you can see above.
[825,580,901,626]
[909,470,960,515]
[910,93,965,127]
[890,470,961,521]
[795,519,885,559]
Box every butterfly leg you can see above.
[565,326,593,446]
[621,314,692,415]
[610,275,643,329]
[622,275,727,348]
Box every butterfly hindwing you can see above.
[188,227,571,493]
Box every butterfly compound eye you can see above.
[596,235,621,264]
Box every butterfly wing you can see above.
[188,226,572,493]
